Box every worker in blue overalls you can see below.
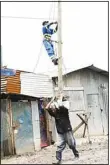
[42,21,58,65]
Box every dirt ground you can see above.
[1,136,108,164]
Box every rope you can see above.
[33,42,43,72]
[33,1,56,73]
[62,57,68,87]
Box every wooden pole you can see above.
[58,0,63,99]
[8,99,15,155]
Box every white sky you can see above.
[1,2,108,74]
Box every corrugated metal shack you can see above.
[52,65,108,137]
[1,68,54,157]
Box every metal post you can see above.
[58,0,63,99]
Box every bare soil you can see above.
[1,137,108,164]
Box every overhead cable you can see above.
[1,15,57,20]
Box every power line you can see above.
[1,15,57,20]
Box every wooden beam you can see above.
[77,114,87,125]
[8,99,15,155]
[83,124,87,138]
[73,121,84,133]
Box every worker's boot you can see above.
[52,58,58,65]
[52,151,62,164]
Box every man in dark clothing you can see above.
[45,97,79,164]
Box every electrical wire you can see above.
[1,15,57,20]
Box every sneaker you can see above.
[74,153,79,159]
[52,160,62,164]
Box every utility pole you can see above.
[58,0,63,99]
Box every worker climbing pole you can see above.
[42,0,63,101]
[42,0,63,100]
[42,21,58,65]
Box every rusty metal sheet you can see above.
[6,71,21,94]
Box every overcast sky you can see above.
[1,1,108,74]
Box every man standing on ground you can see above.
[45,96,79,164]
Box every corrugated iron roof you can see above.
[65,65,108,76]
[87,65,108,76]
[51,65,108,77]
[1,68,54,98]
[20,72,53,98]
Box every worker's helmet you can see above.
[42,21,49,26]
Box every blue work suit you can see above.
[42,24,56,59]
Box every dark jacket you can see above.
[48,106,72,134]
